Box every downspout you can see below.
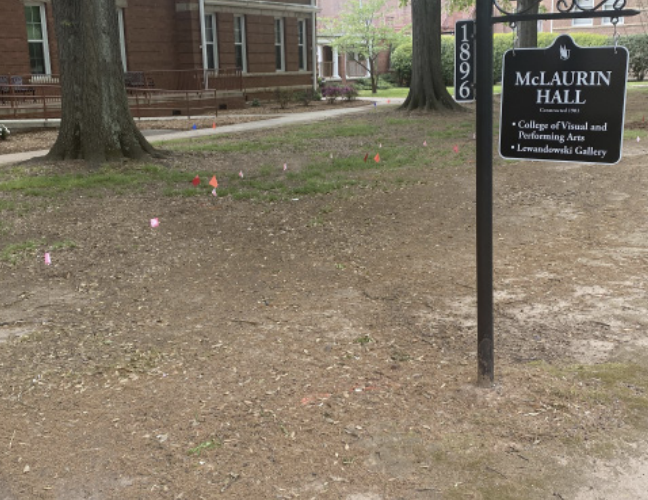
[311,0,317,90]
[199,0,208,89]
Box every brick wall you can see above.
[126,0,178,70]
[0,0,58,76]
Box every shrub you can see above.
[613,34,648,81]
[0,124,9,140]
[391,42,412,85]
[295,88,316,106]
[322,85,342,103]
[339,85,358,101]
[274,87,293,109]
[250,98,260,107]
[441,35,454,86]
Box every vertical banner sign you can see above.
[455,20,475,103]
[499,35,629,164]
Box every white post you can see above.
[332,46,339,78]
[317,45,323,77]
[311,3,317,90]
[199,0,207,89]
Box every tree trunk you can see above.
[517,0,539,49]
[48,0,159,163]
[400,0,461,112]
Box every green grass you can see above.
[0,238,78,265]
[358,85,502,98]
[0,240,41,265]
[187,439,220,456]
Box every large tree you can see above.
[48,0,159,163]
[400,0,462,112]
[516,0,538,49]
[322,0,403,94]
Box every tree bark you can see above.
[48,0,159,163]
[400,0,462,112]
[517,0,539,49]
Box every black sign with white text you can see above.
[499,35,629,164]
[454,20,475,103]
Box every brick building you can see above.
[542,0,648,36]
[0,0,318,104]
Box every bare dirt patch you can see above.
[1,94,648,499]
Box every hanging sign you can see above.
[499,35,629,164]
[454,20,475,103]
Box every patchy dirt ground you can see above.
[0,99,371,155]
[1,93,648,500]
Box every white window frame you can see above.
[298,18,307,71]
[234,15,247,73]
[275,18,285,72]
[204,13,219,70]
[24,2,51,75]
[118,8,127,71]
[602,0,624,25]
[572,0,594,26]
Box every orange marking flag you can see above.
[209,176,218,188]
[374,153,380,163]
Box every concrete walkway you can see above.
[0,103,388,166]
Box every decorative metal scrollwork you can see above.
[492,0,636,23]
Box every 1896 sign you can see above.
[454,20,475,103]
[499,35,629,164]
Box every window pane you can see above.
[235,45,243,69]
[299,47,304,70]
[207,45,215,70]
[29,42,45,74]
[275,20,281,44]
[234,17,241,43]
[276,46,282,70]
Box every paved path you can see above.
[0,103,390,166]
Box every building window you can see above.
[234,15,247,73]
[24,3,51,75]
[275,18,285,71]
[602,0,624,25]
[204,13,219,70]
[572,0,594,26]
[298,19,307,71]
[118,8,127,71]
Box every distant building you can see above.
[0,0,318,106]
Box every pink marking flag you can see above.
[379,143,382,148]
[192,175,200,186]
[387,99,391,104]
[212,188,218,197]
[44,253,51,266]
[239,170,244,178]
[453,145,459,153]
[363,153,369,162]
[423,140,427,147]
[283,163,287,171]
[374,153,380,163]
[638,137,642,142]
[209,176,218,188]
[150,218,160,228]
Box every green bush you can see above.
[274,87,293,109]
[392,43,412,86]
[612,34,648,81]
[441,35,454,86]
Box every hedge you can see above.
[611,34,648,81]
[395,32,615,87]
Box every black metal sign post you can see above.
[474,0,639,387]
